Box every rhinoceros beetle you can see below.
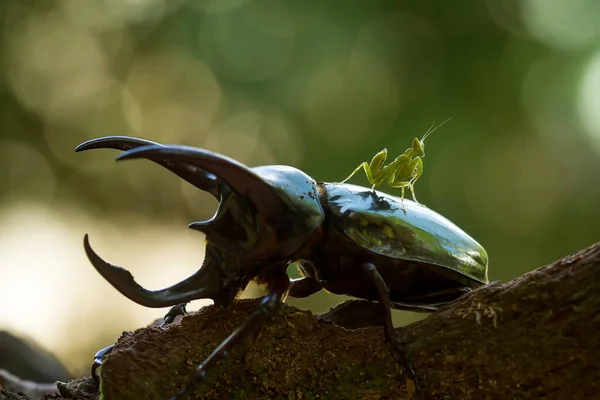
[75,136,488,399]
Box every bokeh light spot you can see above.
[104,0,183,24]
[303,60,370,147]
[205,0,249,15]
[523,0,600,51]
[578,49,600,154]
[61,0,123,31]
[5,11,109,119]
[202,105,301,166]
[465,135,563,236]
[212,0,295,82]
[124,50,222,142]
[0,141,56,204]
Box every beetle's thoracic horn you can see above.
[83,234,223,307]
[75,136,219,198]
[116,145,287,223]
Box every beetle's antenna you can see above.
[421,117,452,141]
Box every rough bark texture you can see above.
[2,242,599,400]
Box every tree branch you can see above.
[5,242,600,400]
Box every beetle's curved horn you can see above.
[75,136,159,152]
[83,234,222,307]
[75,136,219,197]
[116,145,287,224]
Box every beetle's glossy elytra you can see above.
[325,183,487,283]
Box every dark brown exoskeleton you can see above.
[76,137,488,399]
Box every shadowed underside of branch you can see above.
[3,243,600,400]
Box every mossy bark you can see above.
[3,242,600,400]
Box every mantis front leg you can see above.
[388,157,423,203]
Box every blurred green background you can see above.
[1,0,599,379]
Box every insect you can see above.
[75,135,488,400]
[340,119,450,204]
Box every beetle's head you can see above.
[75,136,324,308]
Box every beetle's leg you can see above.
[162,302,188,325]
[91,345,114,379]
[395,287,473,307]
[170,273,291,400]
[361,262,419,396]
[91,303,188,380]
[289,260,322,298]
[319,286,474,331]
[289,277,322,298]
[319,298,441,330]
[318,299,386,328]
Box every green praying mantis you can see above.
[340,118,450,204]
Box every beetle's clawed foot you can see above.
[386,335,419,398]
[91,344,114,380]
[91,303,189,381]
[359,262,421,398]
[161,303,188,326]
[168,368,208,400]
[167,276,291,399]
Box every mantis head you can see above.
[412,117,451,158]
